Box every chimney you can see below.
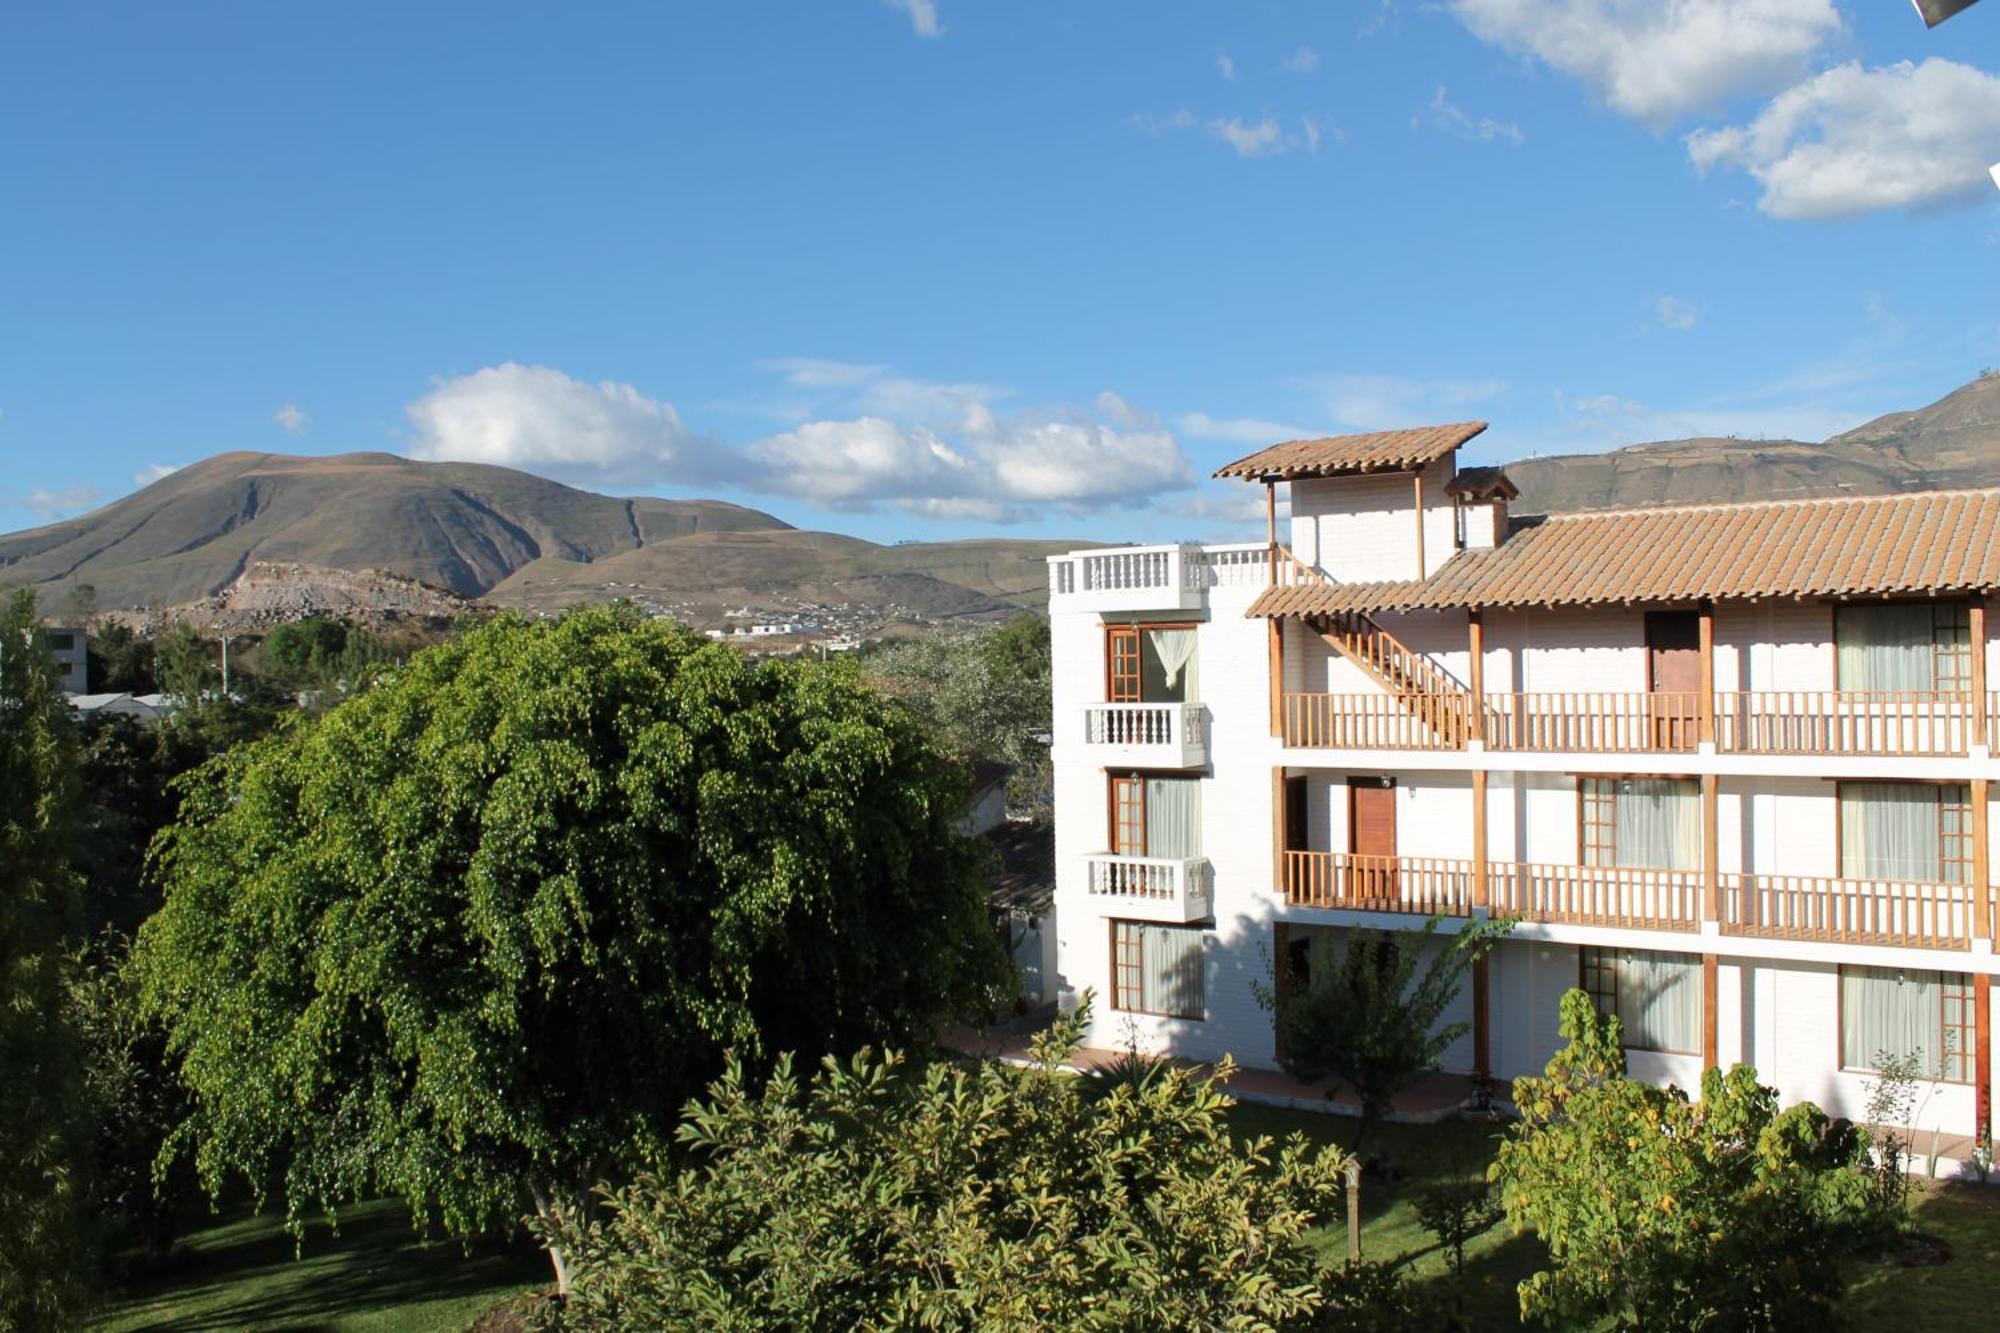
[1444,467,1519,552]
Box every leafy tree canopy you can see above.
[1494,989,1888,1331]
[133,606,1011,1286]
[0,592,92,1325]
[863,615,1051,819]
[544,999,1352,1330]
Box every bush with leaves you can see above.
[0,592,93,1326]
[1494,989,1889,1331]
[133,606,1013,1292]
[544,998,1354,1330]
[1257,914,1512,1155]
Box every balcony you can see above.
[1047,545,1205,614]
[1084,853,1213,923]
[1081,701,1208,768]
[1279,688,1987,758]
[1281,850,1474,915]
[1720,872,1981,951]
[1493,862,1702,932]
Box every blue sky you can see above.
[3,1,1997,544]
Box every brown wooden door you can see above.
[1106,626,1141,702]
[1348,777,1397,903]
[1284,776,1309,851]
[1646,612,1700,749]
[1110,775,1146,855]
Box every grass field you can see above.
[89,1105,2000,1331]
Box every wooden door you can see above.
[1106,626,1141,702]
[1348,777,1397,903]
[1110,775,1146,855]
[1284,776,1309,851]
[1646,612,1700,749]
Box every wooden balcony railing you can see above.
[1280,850,1474,915]
[1491,861,1703,931]
[1719,872,1976,950]
[1282,693,1468,750]
[1714,691,1971,757]
[1486,692,1701,753]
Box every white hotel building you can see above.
[1046,421,1998,1146]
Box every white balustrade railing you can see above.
[1084,853,1213,921]
[1082,701,1206,751]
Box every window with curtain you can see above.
[1839,782,1969,885]
[1840,966,1972,1083]
[1580,948,1702,1053]
[1836,602,1969,692]
[1112,921,1205,1018]
[1139,628,1199,703]
[1108,776,1202,858]
[1580,779,1700,870]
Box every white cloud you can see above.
[1296,374,1506,430]
[1687,59,2000,219]
[405,363,703,485]
[746,394,1195,521]
[757,357,889,388]
[1211,116,1289,158]
[273,403,309,435]
[1178,411,1314,445]
[1282,46,1320,74]
[1449,0,1842,127]
[132,463,181,487]
[1217,52,1236,81]
[1656,295,1698,330]
[1424,86,1525,144]
[885,0,941,38]
[25,484,101,519]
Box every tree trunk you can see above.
[529,1181,572,1298]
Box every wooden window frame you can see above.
[1830,598,1972,693]
[1575,776,1700,870]
[1578,946,1701,1056]
[1109,918,1206,1020]
[1836,964,1975,1085]
[1109,774,1147,856]
[1833,780,1971,886]
[1102,621,1198,704]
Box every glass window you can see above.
[1839,782,1969,885]
[1580,779,1700,870]
[1840,966,1972,1083]
[1836,602,1969,692]
[1112,921,1205,1019]
[1108,776,1202,859]
[1580,948,1702,1054]
[1140,628,1199,703]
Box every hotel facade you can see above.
[1046,422,1998,1147]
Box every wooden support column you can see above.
[1265,480,1278,582]
[1473,955,1492,1081]
[1272,767,1287,901]
[1702,774,1720,926]
[1976,974,1992,1149]
[1412,471,1427,578]
[1973,595,1988,747]
[1976,776,1991,943]
[1467,611,1486,743]
[1702,954,1719,1073]
[1697,600,1715,746]
[1472,768,1489,909]
[1268,619,1285,738]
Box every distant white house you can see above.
[68,692,173,724]
[43,626,87,693]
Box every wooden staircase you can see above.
[1275,546,1480,744]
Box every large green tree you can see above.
[133,606,1010,1290]
[1494,989,1887,1331]
[0,592,92,1326]
[544,1000,1353,1329]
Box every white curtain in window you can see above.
[1842,966,1946,1077]
[1837,604,1936,691]
[1841,783,1950,883]
[1145,778,1202,859]
[1614,951,1701,1053]
[1130,923,1205,1017]
[1142,629,1199,702]
[1613,780,1700,870]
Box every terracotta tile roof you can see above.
[1248,486,2000,616]
[1213,422,1487,480]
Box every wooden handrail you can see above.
[1719,871,1976,950]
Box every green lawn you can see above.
[87,1107,2000,1331]
[89,1198,546,1333]
[1226,1100,2000,1331]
